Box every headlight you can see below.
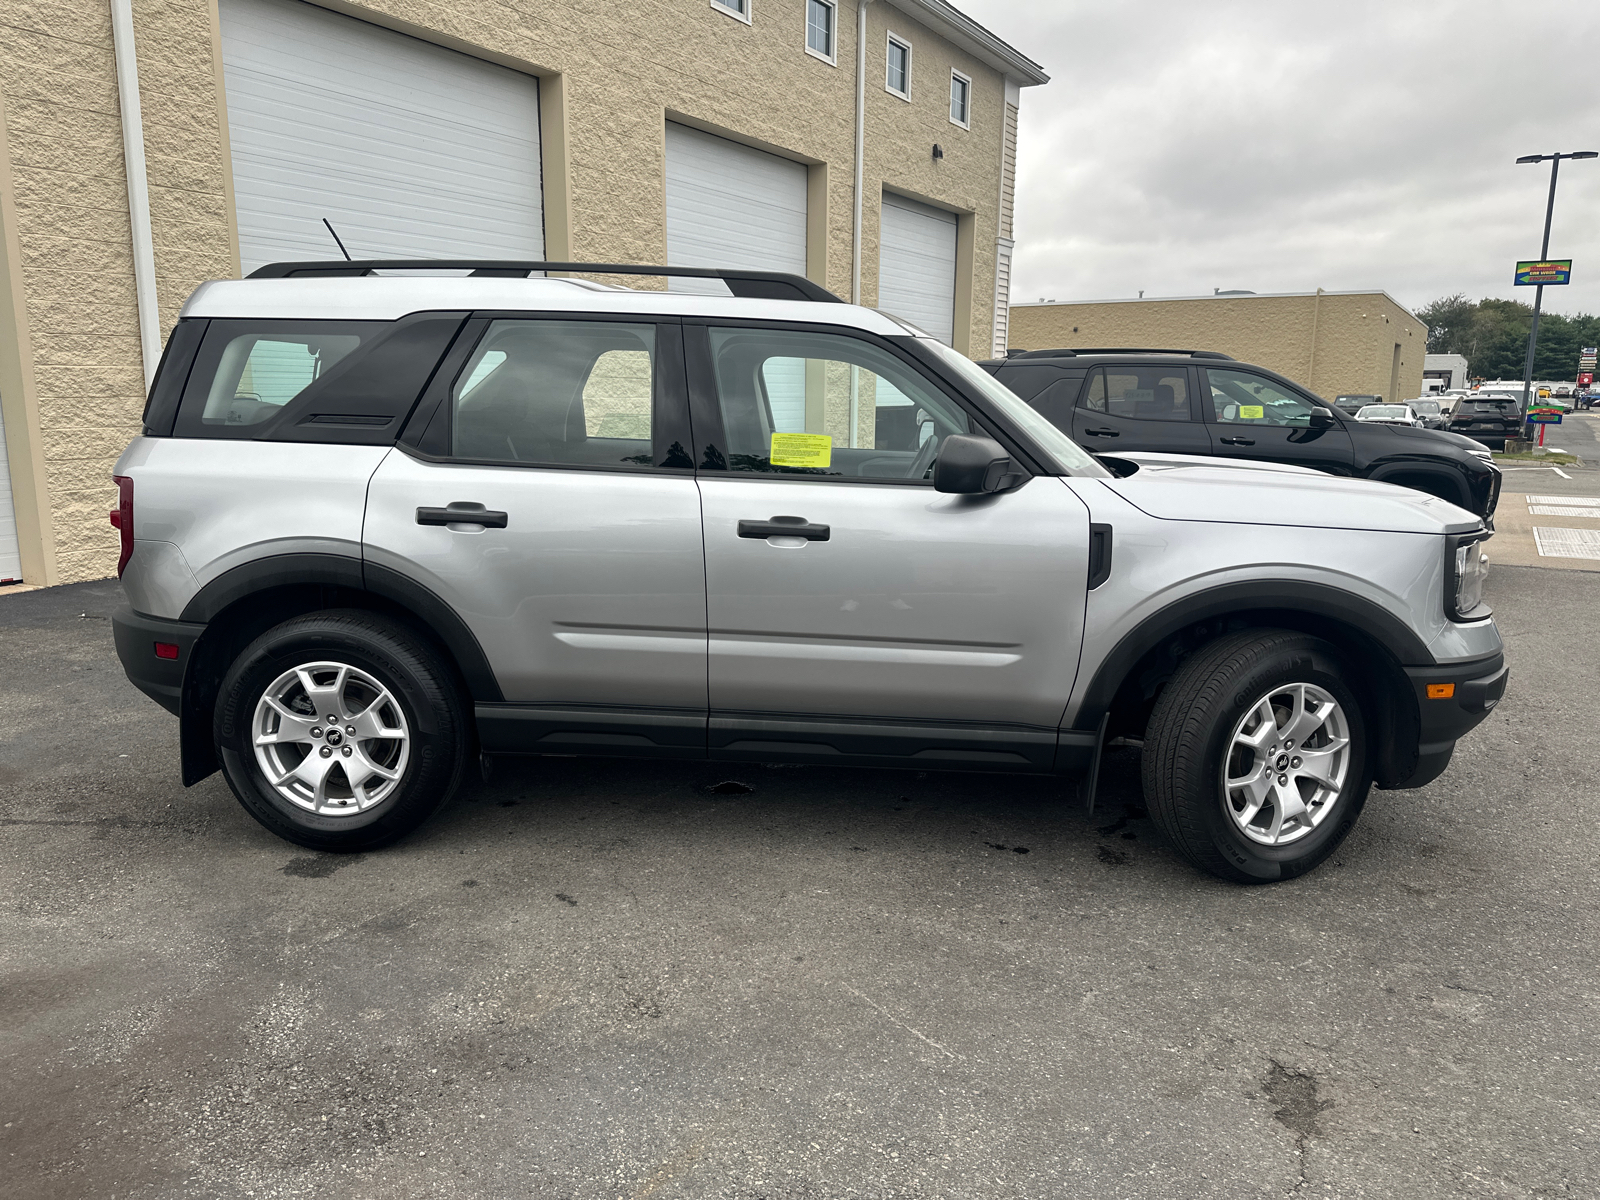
[1446,532,1491,620]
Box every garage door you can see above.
[665,123,810,424]
[878,193,958,345]
[219,0,544,274]
[0,400,21,583]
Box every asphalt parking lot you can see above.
[3,564,1598,1199]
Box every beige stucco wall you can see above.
[0,0,1018,584]
[1008,292,1426,404]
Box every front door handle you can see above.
[1083,427,1120,437]
[417,503,508,528]
[1219,436,1255,446]
[738,515,830,541]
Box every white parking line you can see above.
[1533,527,1600,560]
[1528,506,1600,517]
[1525,495,1600,505]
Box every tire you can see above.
[213,610,468,852]
[1141,630,1372,884]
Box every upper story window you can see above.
[806,0,836,63]
[886,33,911,99]
[949,70,971,127]
[711,0,751,25]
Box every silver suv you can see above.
[112,260,1507,883]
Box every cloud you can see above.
[958,0,1600,315]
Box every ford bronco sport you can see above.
[112,260,1507,883]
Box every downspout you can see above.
[1307,287,1323,392]
[111,0,161,391]
[851,0,872,305]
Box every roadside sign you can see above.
[1528,412,1563,424]
[1515,260,1573,285]
[1580,373,1595,387]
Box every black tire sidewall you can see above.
[215,613,464,848]
[1194,642,1370,881]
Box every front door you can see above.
[688,323,1091,770]
[1201,366,1354,474]
[364,317,707,758]
[1069,364,1213,457]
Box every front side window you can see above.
[175,319,383,437]
[1080,366,1191,422]
[949,71,971,127]
[704,327,972,480]
[1208,368,1324,427]
[451,320,660,468]
[886,34,911,98]
[806,0,835,60]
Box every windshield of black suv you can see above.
[920,340,1110,477]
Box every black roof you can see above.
[247,259,842,304]
[1001,347,1235,361]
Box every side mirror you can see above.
[933,434,1026,494]
[1308,408,1337,429]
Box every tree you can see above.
[1417,294,1476,354]
[1414,295,1600,380]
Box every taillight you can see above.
[112,475,134,577]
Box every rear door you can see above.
[1202,366,1354,474]
[364,316,707,759]
[1070,364,1212,456]
[688,323,1091,770]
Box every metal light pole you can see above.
[1515,151,1597,420]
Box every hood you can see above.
[1096,457,1483,535]
[1379,424,1495,454]
[1100,450,1324,477]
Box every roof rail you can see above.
[246,260,842,304]
[1005,347,1235,360]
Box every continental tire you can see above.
[1142,630,1372,884]
[214,610,468,852]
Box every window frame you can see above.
[710,0,751,26]
[682,318,1051,487]
[885,32,912,100]
[398,313,696,476]
[949,69,972,129]
[805,0,837,64]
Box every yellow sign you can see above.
[1238,405,1264,419]
[770,431,832,468]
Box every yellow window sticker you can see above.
[770,431,832,468]
[1238,404,1265,419]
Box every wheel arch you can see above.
[1077,582,1427,790]
[1364,461,1471,509]
[177,554,501,785]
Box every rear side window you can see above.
[1081,366,1191,421]
[174,320,386,438]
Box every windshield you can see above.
[1412,400,1441,415]
[1358,406,1409,419]
[920,340,1109,477]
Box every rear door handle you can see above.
[417,503,508,528]
[738,515,830,541]
[1219,436,1255,446]
[1083,427,1120,437]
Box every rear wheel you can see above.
[214,610,468,851]
[1142,630,1372,883]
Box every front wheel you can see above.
[214,610,468,852]
[1142,630,1372,883]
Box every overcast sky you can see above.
[957,0,1600,317]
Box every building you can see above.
[1422,353,1469,392]
[0,0,1046,586]
[1008,290,1426,408]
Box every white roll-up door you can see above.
[219,0,544,274]
[878,193,958,345]
[665,123,810,423]
[0,400,22,584]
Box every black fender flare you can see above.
[1071,579,1433,734]
[1364,461,1471,508]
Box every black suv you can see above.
[981,349,1501,519]
[1447,395,1521,446]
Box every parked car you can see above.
[1408,398,1448,430]
[1334,394,1382,416]
[981,349,1501,519]
[1356,403,1423,428]
[112,261,1506,885]
[1449,396,1522,446]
